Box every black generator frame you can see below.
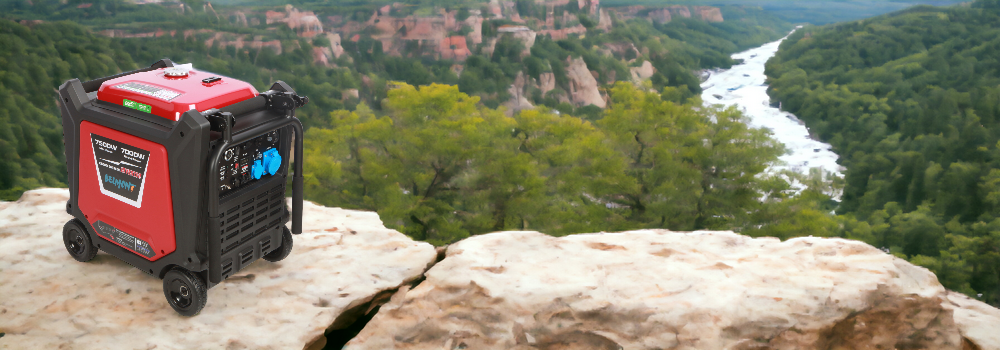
[58,59,305,289]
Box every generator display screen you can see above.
[218,130,282,197]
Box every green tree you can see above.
[598,83,785,231]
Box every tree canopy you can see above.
[765,0,1000,305]
[304,82,800,245]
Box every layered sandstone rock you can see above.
[268,5,323,38]
[565,56,606,108]
[694,6,724,22]
[498,25,537,54]
[504,72,535,114]
[538,25,586,41]
[631,60,656,81]
[0,189,437,350]
[597,9,612,31]
[647,8,672,23]
[346,230,1000,349]
[537,72,556,95]
[342,89,360,101]
[668,5,692,19]
[205,33,282,55]
[328,33,344,58]
[313,46,331,66]
[439,36,472,60]
[234,11,248,27]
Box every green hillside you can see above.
[0,20,140,199]
[0,0,793,199]
[766,0,1000,305]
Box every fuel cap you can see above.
[164,67,189,77]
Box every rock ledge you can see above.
[0,188,437,350]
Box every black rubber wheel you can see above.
[63,219,97,262]
[263,226,293,262]
[162,267,207,316]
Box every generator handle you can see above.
[80,59,175,93]
[206,114,304,284]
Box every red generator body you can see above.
[58,59,308,316]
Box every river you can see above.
[700,29,844,198]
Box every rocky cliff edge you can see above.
[1,189,998,350]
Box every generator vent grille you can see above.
[219,183,286,255]
[260,238,272,254]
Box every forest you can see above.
[303,82,841,246]
[0,0,792,199]
[766,0,1000,306]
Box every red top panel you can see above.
[97,67,258,121]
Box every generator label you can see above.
[122,99,152,114]
[94,220,155,258]
[91,134,150,208]
[114,82,181,101]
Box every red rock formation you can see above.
[183,29,212,39]
[100,28,174,38]
[647,8,672,23]
[204,2,219,20]
[630,61,655,81]
[538,25,586,40]
[537,0,571,6]
[489,1,503,18]
[505,72,534,114]
[565,57,606,108]
[313,47,330,66]
[537,72,556,95]
[466,15,484,44]
[265,10,285,24]
[204,33,282,55]
[404,19,445,41]
[597,9,612,31]
[439,36,472,61]
[632,5,722,24]
[442,9,457,28]
[342,89,360,100]
[327,33,344,58]
[256,39,282,55]
[498,25,536,54]
[268,5,323,38]
[694,6,724,22]
[668,5,691,18]
[235,12,248,27]
[18,20,44,27]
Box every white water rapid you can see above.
[701,29,844,198]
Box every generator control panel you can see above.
[218,129,282,197]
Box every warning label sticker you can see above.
[94,220,155,258]
[91,134,150,208]
[114,82,181,101]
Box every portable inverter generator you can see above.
[57,59,308,316]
